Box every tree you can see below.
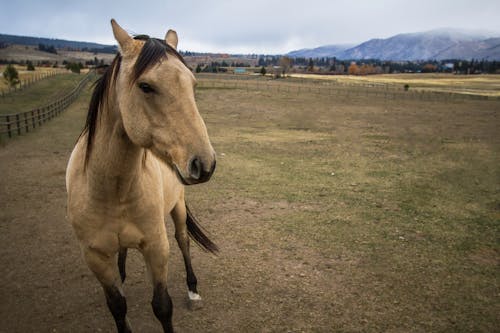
[26,61,35,71]
[66,62,83,73]
[307,58,314,72]
[260,66,266,76]
[3,64,19,87]
[279,56,292,76]
[421,63,437,73]
[195,64,202,73]
[348,63,359,75]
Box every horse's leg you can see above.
[170,201,201,303]
[118,247,128,283]
[141,235,174,333]
[83,247,132,333]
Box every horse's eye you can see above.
[138,82,155,94]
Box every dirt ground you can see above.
[0,80,498,332]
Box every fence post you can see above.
[16,114,21,135]
[24,112,29,133]
[31,110,35,129]
[6,115,11,138]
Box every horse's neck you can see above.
[87,94,145,197]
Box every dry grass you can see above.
[0,65,69,90]
[0,72,86,115]
[0,75,498,332]
[188,83,500,332]
[290,73,500,97]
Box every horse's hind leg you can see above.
[170,201,201,303]
[83,247,132,333]
[118,247,128,283]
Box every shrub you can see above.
[3,64,19,87]
[26,61,35,71]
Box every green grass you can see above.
[0,73,85,115]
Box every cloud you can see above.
[1,0,500,54]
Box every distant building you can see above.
[444,63,454,70]
[234,68,246,74]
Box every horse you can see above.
[65,19,217,333]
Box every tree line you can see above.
[258,56,500,74]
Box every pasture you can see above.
[290,73,500,97]
[0,72,84,115]
[0,65,69,91]
[0,75,498,332]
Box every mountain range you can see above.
[2,28,500,61]
[0,34,116,53]
[287,29,500,60]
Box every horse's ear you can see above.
[111,19,132,51]
[165,30,178,50]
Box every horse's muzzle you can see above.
[175,156,216,185]
[187,156,216,184]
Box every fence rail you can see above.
[0,73,94,139]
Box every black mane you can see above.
[79,35,187,168]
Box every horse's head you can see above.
[111,19,215,185]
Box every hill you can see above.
[0,33,116,53]
[288,29,500,60]
[287,44,353,58]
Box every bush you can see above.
[3,64,19,87]
[66,62,83,74]
[26,61,35,71]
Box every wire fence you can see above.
[0,72,94,139]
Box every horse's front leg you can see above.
[83,247,132,333]
[141,233,174,333]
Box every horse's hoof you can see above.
[187,291,203,310]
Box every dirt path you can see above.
[0,91,341,333]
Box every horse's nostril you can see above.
[189,157,202,180]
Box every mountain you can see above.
[0,33,116,53]
[287,29,500,60]
[287,44,354,58]
[433,37,500,60]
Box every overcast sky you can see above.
[1,0,500,54]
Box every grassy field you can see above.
[0,75,498,332]
[0,72,85,115]
[190,82,500,331]
[0,44,115,71]
[290,73,500,97]
[0,65,70,91]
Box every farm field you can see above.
[290,73,500,97]
[0,72,85,115]
[0,76,499,332]
[0,65,70,91]
[0,44,115,69]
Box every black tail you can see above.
[186,205,219,254]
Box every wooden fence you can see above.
[0,73,94,139]
[0,70,64,97]
[195,73,499,102]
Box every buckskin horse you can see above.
[66,19,217,333]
